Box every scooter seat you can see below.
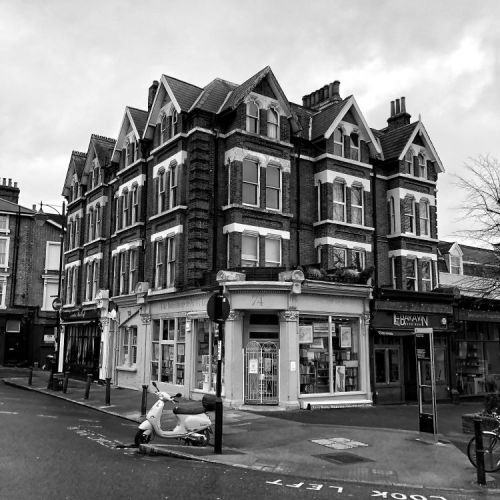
[173,403,206,415]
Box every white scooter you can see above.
[135,381,214,447]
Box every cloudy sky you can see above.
[1,0,498,241]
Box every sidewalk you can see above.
[3,368,498,494]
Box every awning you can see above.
[60,320,93,326]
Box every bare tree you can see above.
[452,155,500,297]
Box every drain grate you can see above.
[313,452,374,465]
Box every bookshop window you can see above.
[194,319,219,393]
[299,316,359,395]
[151,317,186,386]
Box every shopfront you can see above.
[371,291,455,404]
[61,307,101,380]
[454,302,500,396]
[130,270,372,410]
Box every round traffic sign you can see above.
[207,291,230,323]
[52,297,63,311]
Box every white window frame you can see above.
[128,249,137,294]
[241,233,259,267]
[333,128,344,157]
[119,253,126,295]
[92,260,99,299]
[265,165,281,211]
[351,249,365,270]
[421,260,433,292]
[267,108,279,139]
[405,258,418,291]
[333,246,347,269]
[0,215,9,232]
[120,326,138,367]
[122,192,129,228]
[351,184,364,225]
[242,159,260,207]
[350,133,360,161]
[264,237,281,267]
[391,256,397,289]
[0,237,9,268]
[88,208,94,241]
[169,164,178,209]
[246,100,259,134]
[333,179,346,222]
[166,237,176,288]
[0,278,6,308]
[404,150,413,174]
[45,241,61,272]
[404,196,416,234]
[171,110,178,136]
[450,254,462,275]
[154,240,163,289]
[389,196,396,234]
[95,205,101,238]
[419,200,430,236]
[160,113,168,144]
[158,170,166,213]
[418,154,427,178]
[131,187,139,224]
[85,262,92,301]
[71,266,78,304]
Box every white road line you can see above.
[37,414,58,419]
[0,411,19,414]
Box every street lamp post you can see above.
[35,201,66,373]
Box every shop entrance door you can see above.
[374,345,403,403]
[244,341,279,405]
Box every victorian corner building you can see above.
[59,67,475,409]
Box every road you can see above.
[0,369,497,500]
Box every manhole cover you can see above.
[313,452,374,465]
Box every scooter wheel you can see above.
[195,429,210,447]
[134,429,152,446]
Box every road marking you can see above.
[311,437,369,450]
[78,418,100,422]
[37,414,58,419]
[0,411,18,414]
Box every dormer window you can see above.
[450,254,462,274]
[92,158,101,188]
[125,140,136,166]
[350,133,360,161]
[171,110,178,136]
[418,154,427,178]
[246,101,259,134]
[267,108,278,139]
[160,113,168,144]
[404,151,412,174]
[333,128,344,157]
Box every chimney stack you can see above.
[387,96,411,130]
[302,80,342,110]
[0,178,20,204]
[148,80,159,111]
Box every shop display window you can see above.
[299,316,359,395]
[151,317,185,386]
[194,319,219,393]
[456,322,500,395]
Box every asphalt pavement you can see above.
[2,367,499,495]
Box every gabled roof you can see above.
[0,197,35,216]
[377,122,418,161]
[318,96,382,155]
[62,151,86,196]
[377,121,444,172]
[189,78,238,114]
[218,66,294,119]
[310,98,349,140]
[91,134,116,168]
[112,106,148,162]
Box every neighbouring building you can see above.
[60,67,453,408]
[439,241,500,397]
[0,178,63,367]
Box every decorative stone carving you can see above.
[226,310,242,321]
[280,310,299,322]
[140,313,151,324]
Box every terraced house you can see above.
[59,67,453,408]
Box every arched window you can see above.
[350,133,360,161]
[333,179,346,222]
[333,128,344,157]
[169,164,178,209]
[267,108,278,139]
[246,101,259,134]
[122,189,129,227]
[404,150,412,174]
[160,113,168,144]
[87,208,94,241]
[389,196,396,234]
[419,199,430,236]
[418,154,426,178]
[171,110,178,136]
[95,204,101,238]
[131,186,139,223]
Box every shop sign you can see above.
[61,307,99,322]
[393,313,429,327]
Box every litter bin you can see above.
[45,355,62,391]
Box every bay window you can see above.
[403,196,415,233]
[242,159,259,206]
[266,165,281,210]
[265,237,281,267]
[333,247,346,268]
[169,164,178,209]
[333,180,346,222]
[419,200,430,236]
[242,233,258,267]
[421,260,432,292]
[351,185,363,225]
[405,258,417,291]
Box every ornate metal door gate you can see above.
[244,341,279,405]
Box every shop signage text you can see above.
[393,313,429,327]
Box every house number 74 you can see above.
[251,295,264,306]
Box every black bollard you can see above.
[474,417,486,486]
[84,374,93,400]
[28,367,33,386]
[47,370,54,390]
[105,378,111,405]
[141,385,148,416]
[63,372,69,393]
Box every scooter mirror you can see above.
[152,381,158,390]
[175,393,182,398]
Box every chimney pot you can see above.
[401,96,406,113]
[32,204,37,211]
[319,88,324,101]
[331,81,341,102]
[395,99,401,114]
[2,178,5,185]
[14,182,17,188]
[8,179,12,187]
[323,85,329,100]
[148,80,159,111]
[390,101,395,117]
